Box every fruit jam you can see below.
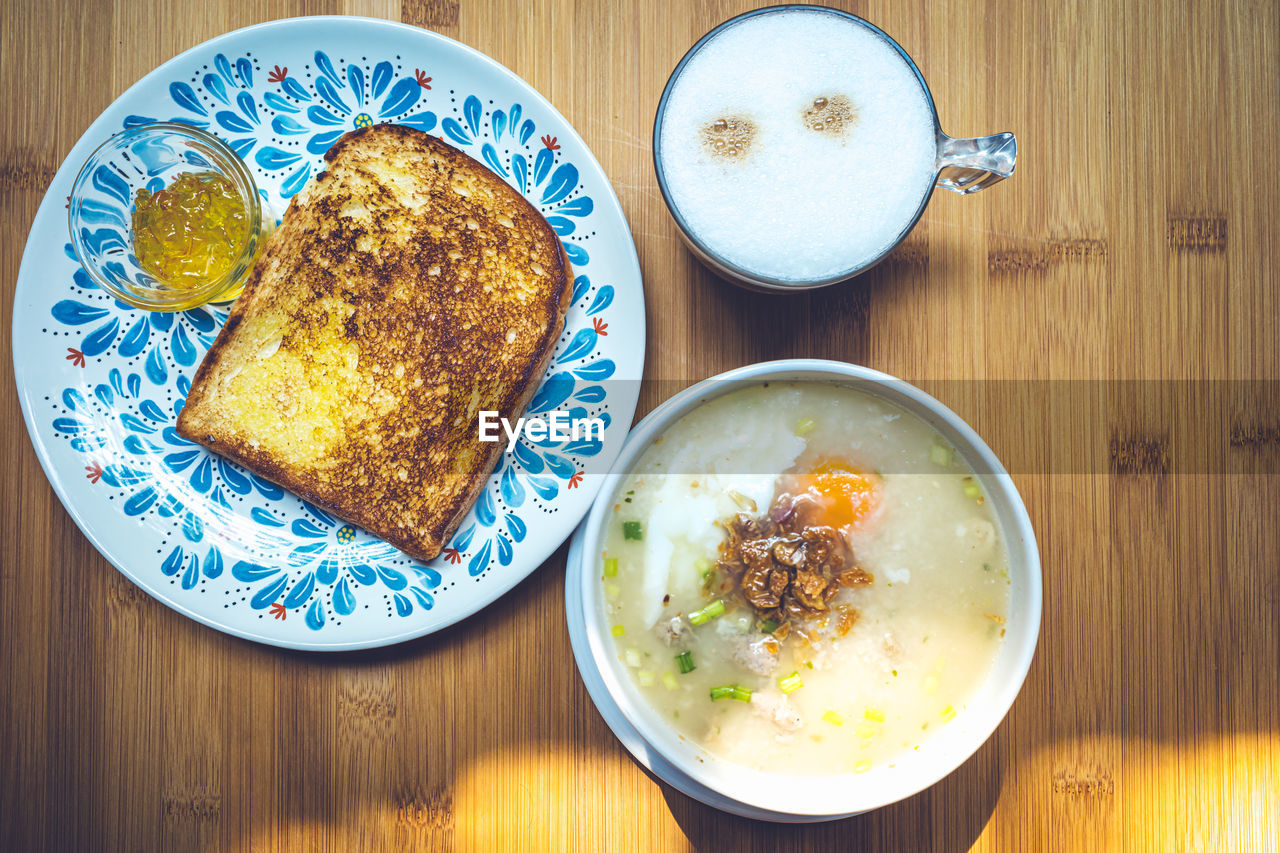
[131,171,252,303]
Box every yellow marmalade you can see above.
[131,171,253,303]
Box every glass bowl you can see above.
[67,122,267,311]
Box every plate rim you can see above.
[11,14,646,651]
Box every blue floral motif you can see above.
[231,503,443,630]
[48,46,619,633]
[53,253,225,381]
[54,367,215,544]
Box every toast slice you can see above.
[177,124,573,561]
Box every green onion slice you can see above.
[675,651,695,674]
[622,521,643,541]
[709,685,752,702]
[688,599,726,626]
[778,671,804,694]
[602,557,618,578]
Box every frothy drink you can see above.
[657,9,938,283]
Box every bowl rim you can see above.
[67,120,264,311]
[650,5,944,292]
[568,358,1042,818]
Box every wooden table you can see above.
[3,0,1277,849]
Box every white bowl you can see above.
[565,359,1041,821]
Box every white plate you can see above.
[12,16,645,650]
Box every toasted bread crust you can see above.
[177,125,573,560]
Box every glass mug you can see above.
[653,5,1017,292]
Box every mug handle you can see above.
[935,132,1017,194]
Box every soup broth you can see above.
[598,383,1010,776]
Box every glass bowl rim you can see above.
[67,120,264,311]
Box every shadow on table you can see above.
[656,232,943,385]
[653,731,1002,853]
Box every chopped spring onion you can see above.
[941,705,956,722]
[794,417,816,436]
[604,582,620,600]
[854,760,871,774]
[822,710,845,726]
[963,479,982,500]
[622,521,643,541]
[637,670,655,687]
[625,648,643,668]
[864,708,886,723]
[930,444,951,467]
[760,618,779,634]
[675,651,695,674]
[778,671,804,694]
[603,557,618,578]
[710,685,752,702]
[694,557,714,578]
[611,624,626,637]
[688,599,726,626]
[661,670,679,690]
[856,723,876,739]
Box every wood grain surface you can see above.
[2,0,1278,849]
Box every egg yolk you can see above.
[802,458,880,529]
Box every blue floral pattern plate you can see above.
[12,17,645,650]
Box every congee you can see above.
[598,382,1010,775]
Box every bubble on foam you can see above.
[803,95,857,138]
[659,10,937,282]
[702,116,756,161]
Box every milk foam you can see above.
[658,10,938,282]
